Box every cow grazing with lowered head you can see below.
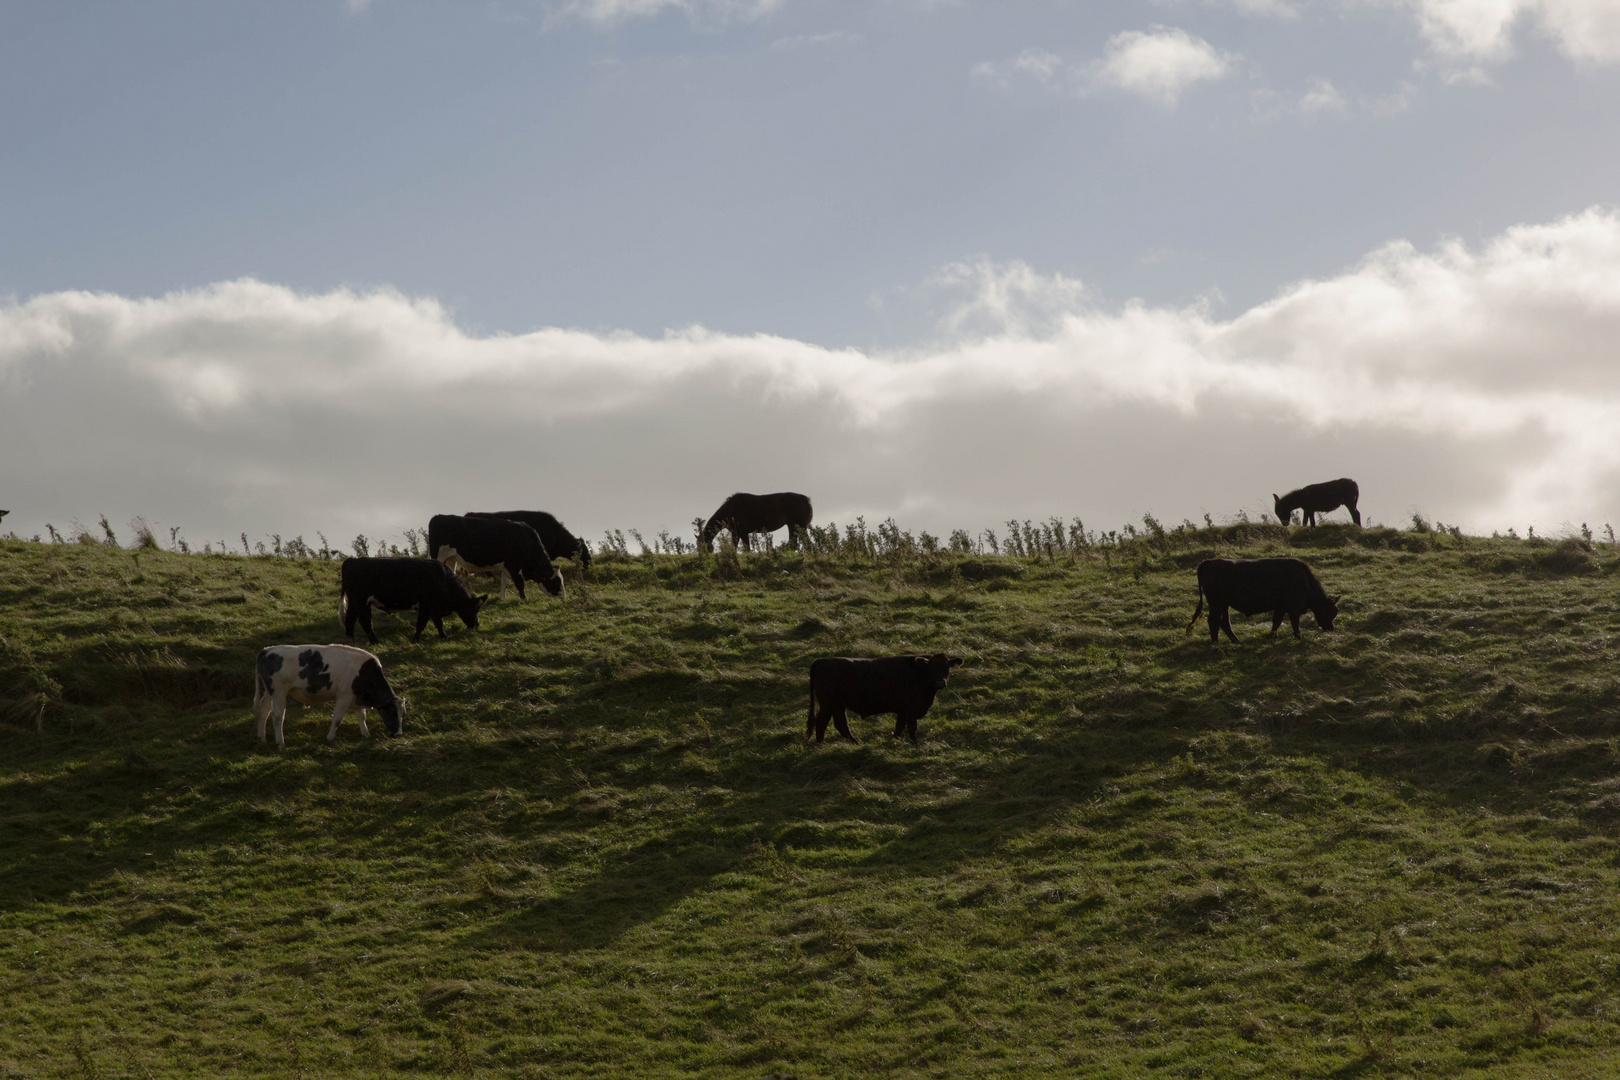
[807,653,964,745]
[701,492,813,552]
[1186,558,1340,644]
[427,513,563,600]
[339,557,486,644]
[467,510,591,568]
[1274,478,1361,527]
[253,643,405,749]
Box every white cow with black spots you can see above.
[252,643,405,749]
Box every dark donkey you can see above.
[1274,478,1361,527]
[700,492,813,551]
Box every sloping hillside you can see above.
[5,528,1620,1077]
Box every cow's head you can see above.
[1272,494,1292,526]
[541,571,565,597]
[1316,594,1341,631]
[456,590,488,629]
[916,653,965,690]
[378,694,407,737]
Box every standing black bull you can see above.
[427,514,563,600]
[1274,478,1361,527]
[807,653,963,745]
[700,492,813,552]
[1186,558,1340,644]
[340,557,486,644]
[468,510,591,568]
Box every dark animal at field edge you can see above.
[1186,557,1340,644]
[468,510,591,568]
[427,513,564,600]
[1274,478,1361,527]
[253,643,405,748]
[339,557,486,644]
[700,492,813,552]
[807,653,964,745]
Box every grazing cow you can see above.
[1185,558,1340,644]
[1274,478,1361,527]
[807,653,964,745]
[426,513,564,600]
[339,557,486,644]
[468,510,591,568]
[252,644,405,749]
[700,492,813,552]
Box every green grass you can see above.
[6,526,1620,1077]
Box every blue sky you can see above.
[4,1,1620,544]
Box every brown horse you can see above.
[700,492,813,551]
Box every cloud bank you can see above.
[1403,0,1620,64]
[5,209,1620,547]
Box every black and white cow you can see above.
[807,653,964,745]
[339,557,486,644]
[426,513,564,600]
[252,644,405,749]
[468,510,591,568]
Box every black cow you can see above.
[701,492,813,551]
[1274,478,1361,527]
[339,557,486,644]
[807,653,964,745]
[468,510,591,568]
[426,514,564,600]
[1186,558,1340,644]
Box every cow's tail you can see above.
[806,662,820,742]
[252,656,270,725]
[1184,580,1205,636]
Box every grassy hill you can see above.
[6,525,1620,1077]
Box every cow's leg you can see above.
[814,704,833,743]
[893,714,907,739]
[1305,509,1317,527]
[255,689,272,743]
[327,695,352,743]
[495,569,509,601]
[1219,605,1239,644]
[906,715,920,745]
[272,693,289,750]
[1349,503,1362,527]
[1271,611,1285,635]
[1290,613,1302,638]
[356,708,370,738]
[358,604,379,646]
[1207,604,1222,644]
[833,707,857,743]
[433,614,447,638]
[413,607,430,642]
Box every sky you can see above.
[4,0,1620,549]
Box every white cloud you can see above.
[1086,27,1236,106]
[975,29,1235,108]
[6,210,1620,545]
[1253,76,1352,117]
[1403,0,1620,64]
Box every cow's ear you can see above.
[475,594,489,608]
[914,656,929,667]
[1330,594,1342,604]
[949,656,964,667]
